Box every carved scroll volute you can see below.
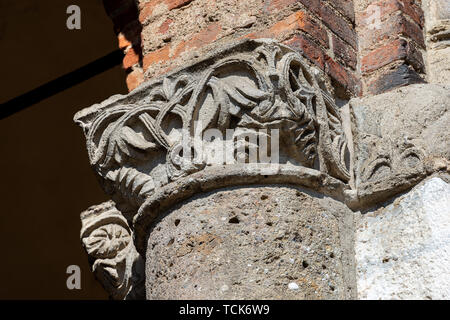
[317,93,351,183]
[250,44,350,181]
[80,201,144,300]
[276,50,351,182]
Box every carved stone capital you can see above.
[75,39,354,298]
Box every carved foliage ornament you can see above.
[74,39,353,299]
[80,201,145,300]
[75,40,351,222]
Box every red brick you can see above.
[325,55,348,86]
[140,0,194,24]
[266,0,320,16]
[126,69,144,91]
[320,3,356,50]
[358,0,424,27]
[247,11,329,48]
[325,55,360,95]
[325,0,355,22]
[398,0,424,26]
[284,34,325,70]
[123,47,141,69]
[361,39,408,73]
[360,13,425,52]
[143,21,221,75]
[159,18,173,34]
[332,34,357,70]
[358,0,398,26]
[139,0,161,24]
[173,23,222,58]
[143,45,171,71]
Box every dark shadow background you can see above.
[0,0,128,299]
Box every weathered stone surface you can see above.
[134,164,351,255]
[423,0,450,84]
[424,0,450,33]
[356,176,450,300]
[350,83,450,207]
[145,185,356,299]
[426,47,450,84]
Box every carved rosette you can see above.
[80,201,144,299]
[75,39,353,298]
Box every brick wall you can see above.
[103,0,144,91]
[102,0,429,98]
[135,0,359,99]
[356,0,426,95]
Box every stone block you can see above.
[350,83,450,206]
[356,177,450,299]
